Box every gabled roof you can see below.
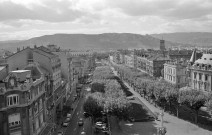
[5,47,32,59]
[190,49,197,63]
[34,47,58,59]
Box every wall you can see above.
[33,52,52,74]
[6,48,32,71]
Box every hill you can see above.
[151,32,212,47]
[0,33,182,51]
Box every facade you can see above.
[3,46,65,134]
[137,56,147,71]
[0,66,46,135]
[53,52,71,100]
[124,54,134,68]
[164,60,187,88]
[33,47,65,126]
[187,52,212,92]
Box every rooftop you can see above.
[0,66,5,71]
[195,54,212,65]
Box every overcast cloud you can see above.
[0,0,212,40]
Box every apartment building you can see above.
[187,51,212,92]
[0,66,46,135]
[164,60,187,88]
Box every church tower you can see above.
[160,39,166,51]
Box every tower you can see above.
[160,39,166,51]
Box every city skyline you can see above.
[0,0,212,41]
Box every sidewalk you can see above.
[111,67,212,135]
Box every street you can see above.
[64,85,93,135]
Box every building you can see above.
[187,50,212,92]
[124,54,134,68]
[0,66,46,135]
[2,46,66,134]
[160,39,166,51]
[146,54,170,77]
[137,56,148,71]
[164,60,187,88]
[168,49,202,61]
[33,46,65,126]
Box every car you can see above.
[57,131,64,135]
[78,118,84,126]
[85,87,91,91]
[128,117,135,122]
[83,112,90,118]
[65,117,71,122]
[80,131,86,135]
[62,119,69,127]
[67,113,71,118]
[95,122,107,130]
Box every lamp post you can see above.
[157,109,166,135]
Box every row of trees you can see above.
[113,64,211,124]
[83,66,132,121]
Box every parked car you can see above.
[83,112,90,118]
[78,118,84,126]
[67,113,71,118]
[80,131,86,135]
[128,117,135,122]
[62,119,69,127]
[65,117,71,122]
[95,122,107,130]
[57,131,63,135]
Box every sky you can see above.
[0,0,212,41]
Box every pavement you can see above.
[110,65,212,135]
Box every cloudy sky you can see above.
[0,0,212,41]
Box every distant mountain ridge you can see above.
[151,32,212,47]
[0,33,184,51]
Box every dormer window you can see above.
[7,94,19,106]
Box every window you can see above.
[7,94,19,106]
[194,72,197,79]
[34,102,38,114]
[204,83,207,90]
[39,99,43,110]
[173,76,176,82]
[205,74,208,81]
[173,69,175,75]
[199,73,202,80]
[8,113,21,127]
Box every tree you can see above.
[179,89,206,123]
[165,85,179,117]
[83,93,104,118]
[153,82,167,109]
[91,82,105,93]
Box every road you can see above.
[64,85,93,135]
